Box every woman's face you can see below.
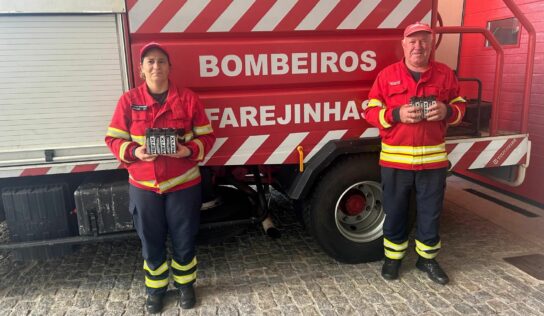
[140,48,170,84]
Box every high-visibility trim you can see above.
[107,127,130,140]
[368,98,383,108]
[172,271,197,285]
[192,139,205,161]
[384,238,408,251]
[416,240,441,251]
[382,142,446,156]
[385,248,406,260]
[380,152,448,165]
[448,104,463,126]
[193,124,213,136]
[119,141,134,163]
[379,108,392,129]
[145,276,169,289]
[416,247,438,259]
[131,134,145,145]
[171,257,197,272]
[143,261,169,276]
[449,96,466,104]
[183,131,194,143]
[130,166,200,192]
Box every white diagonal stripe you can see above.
[501,138,528,166]
[469,139,508,169]
[337,0,380,30]
[48,165,75,175]
[95,162,122,171]
[265,132,309,164]
[296,0,340,31]
[304,130,348,162]
[421,10,432,25]
[162,0,211,32]
[253,0,297,31]
[447,142,473,169]
[208,0,256,32]
[202,137,227,165]
[379,0,420,28]
[361,128,379,138]
[226,135,269,165]
[129,0,162,32]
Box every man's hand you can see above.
[426,100,448,121]
[163,143,192,159]
[398,104,423,124]
[134,146,157,162]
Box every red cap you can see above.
[403,22,433,37]
[139,42,170,62]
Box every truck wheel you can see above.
[304,154,385,263]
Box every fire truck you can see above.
[0,0,535,263]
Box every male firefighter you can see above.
[364,22,466,285]
[106,42,215,312]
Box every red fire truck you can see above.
[0,0,535,263]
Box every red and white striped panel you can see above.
[0,161,123,178]
[1,133,530,177]
[127,0,432,34]
[446,135,530,171]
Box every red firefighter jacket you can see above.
[364,60,466,170]
[105,82,215,193]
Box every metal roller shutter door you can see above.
[0,14,127,166]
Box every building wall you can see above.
[435,0,464,70]
[458,0,544,205]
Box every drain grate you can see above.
[503,254,544,280]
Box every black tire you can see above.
[304,154,385,264]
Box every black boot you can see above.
[416,257,449,285]
[179,284,196,309]
[381,258,402,280]
[145,293,164,314]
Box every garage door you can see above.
[0,14,128,167]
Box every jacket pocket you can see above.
[387,85,408,106]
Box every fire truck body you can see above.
[0,0,534,263]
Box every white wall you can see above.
[435,0,465,70]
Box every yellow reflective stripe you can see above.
[380,152,448,164]
[384,238,408,251]
[171,257,197,271]
[449,104,463,126]
[385,249,406,260]
[145,276,169,289]
[193,124,213,136]
[449,96,466,104]
[143,261,169,276]
[131,134,145,146]
[381,142,446,156]
[192,139,205,161]
[107,127,130,140]
[416,247,438,259]
[183,131,194,143]
[129,166,200,192]
[119,141,133,163]
[173,271,197,285]
[368,98,383,108]
[158,166,200,192]
[379,108,392,129]
[416,240,441,251]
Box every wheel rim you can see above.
[334,181,385,243]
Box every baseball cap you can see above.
[139,42,170,63]
[403,22,433,37]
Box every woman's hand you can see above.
[134,146,157,162]
[163,143,192,159]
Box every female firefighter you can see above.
[105,42,215,313]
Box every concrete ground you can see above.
[1,176,543,315]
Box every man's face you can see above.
[402,32,432,69]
